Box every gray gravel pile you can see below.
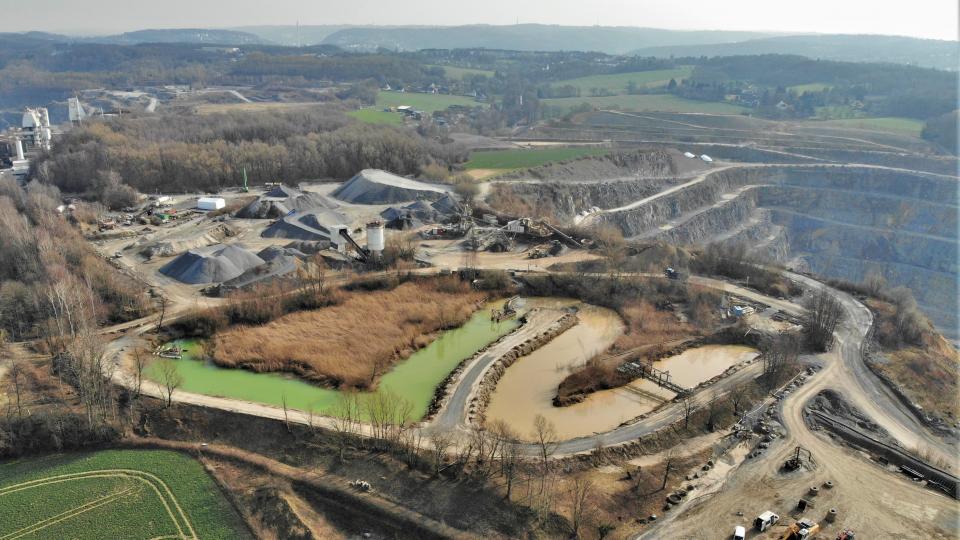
[236,184,339,219]
[159,243,265,284]
[332,169,448,204]
[261,208,350,242]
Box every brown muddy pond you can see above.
[485,304,758,441]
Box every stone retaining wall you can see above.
[469,312,579,426]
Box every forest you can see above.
[31,107,469,196]
[0,178,149,342]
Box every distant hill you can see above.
[631,34,959,71]
[99,28,267,45]
[234,25,356,46]
[6,28,268,46]
[318,24,773,55]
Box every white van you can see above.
[734,525,746,539]
[755,511,780,531]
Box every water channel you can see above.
[146,301,518,421]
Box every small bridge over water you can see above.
[617,361,688,395]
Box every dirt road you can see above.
[641,270,959,539]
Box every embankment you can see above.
[471,311,579,426]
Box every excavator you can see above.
[779,518,821,539]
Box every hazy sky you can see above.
[4,0,958,40]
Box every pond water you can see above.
[147,301,518,421]
[485,307,759,441]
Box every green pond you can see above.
[147,304,518,421]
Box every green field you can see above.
[348,108,404,125]
[789,82,833,94]
[541,94,748,115]
[816,116,925,136]
[376,91,479,113]
[465,147,610,170]
[427,64,495,79]
[551,67,693,95]
[0,449,251,540]
[147,305,518,421]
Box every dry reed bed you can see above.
[212,281,484,389]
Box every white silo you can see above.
[366,220,385,258]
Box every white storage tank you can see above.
[197,197,226,211]
[366,220,385,257]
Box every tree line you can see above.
[31,108,468,197]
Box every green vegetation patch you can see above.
[375,91,480,113]
[541,94,747,115]
[789,82,833,94]
[427,64,496,79]
[552,67,693,94]
[816,116,925,136]
[0,449,251,540]
[348,108,404,125]
[464,147,610,170]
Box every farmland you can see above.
[550,67,693,95]
[815,116,926,136]
[0,449,251,540]
[789,82,833,94]
[375,90,480,112]
[541,93,748,115]
[348,108,404,125]
[464,147,610,171]
[427,64,496,79]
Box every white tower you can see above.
[68,97,86,124]
[366,221,385,259]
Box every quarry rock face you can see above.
[518,165,958,337]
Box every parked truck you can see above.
[779,518,821,539]
[754,511,780,532]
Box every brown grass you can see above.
[867,299,959,421]
[212,280,484,389]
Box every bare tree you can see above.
[729,383,748,417]
[681,395,694,430]
[430,430,455,477]
[156,359,182,407]
[661,447,677,491]
[705,390,721,432]
[331,392,361,461]
[281,393,291,433]
[9,361,24,420]
[805,289,843,351]
[490,421,522,500]
[568,477,595,539]
[156,295,169,333]
[532,414,558,494]
[131,348,149,401]
[762,333,800,389]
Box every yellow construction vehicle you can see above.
[779,518,821,539]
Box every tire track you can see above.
[0,469,196,540]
